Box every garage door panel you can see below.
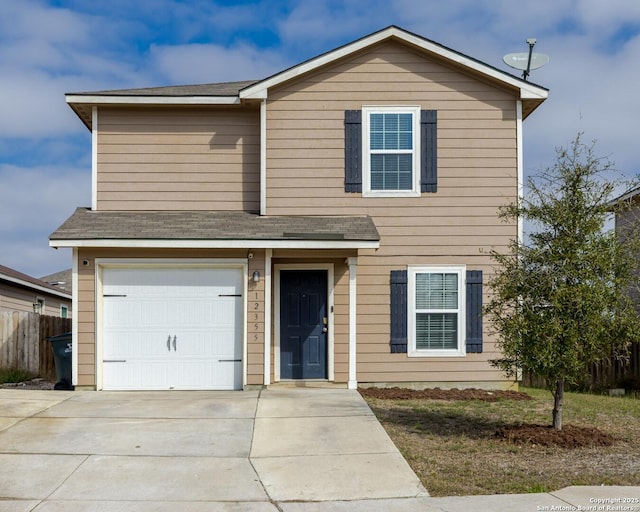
[139,360,173,390]
[173,360,212,389]
[102,266,244,391]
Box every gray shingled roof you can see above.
[68,80,260,97]
[50,208,380,243]
[0,264,72,297]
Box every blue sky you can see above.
[2,0,640,277]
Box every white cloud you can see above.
[0,163,90,275]
[148,42,289,83]
[0,1,148,138]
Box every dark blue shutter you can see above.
[344,110,362,192]
[466,270,483,353]
[420,110,437,193]
[390,270,408,353]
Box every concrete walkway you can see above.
[0,388,638,511]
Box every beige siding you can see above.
[266,41,519,386]
[97,107,260,212]
[0,282,71,318]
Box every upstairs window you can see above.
[362,106,421,197]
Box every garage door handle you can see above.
[219,359,241,362]
[173,335,177,351]
[104,359,126,363]
[167,335,171,351]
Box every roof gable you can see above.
[239,25,547,117]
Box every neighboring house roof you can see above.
[611,186,640,205]
[0,264,72,299]
[50,208,380,250]
[40,269,72,292]
[66,25,548,129]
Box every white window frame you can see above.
[362,105,421,197]
[408,265,466,357]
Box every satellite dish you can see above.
[503,52,549,71]
[503,38,549,80]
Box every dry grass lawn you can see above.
[362,387,640,496]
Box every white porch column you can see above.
[348,257,358,389]
[264,248,272,385]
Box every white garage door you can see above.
[101,267,243,390]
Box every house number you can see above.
[252,293,262,343]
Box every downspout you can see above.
[516,100,524,245]
[92,106,98,211]
[516,100,524,385]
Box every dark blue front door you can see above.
[280,270,328,379]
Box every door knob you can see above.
[322,327,328,333]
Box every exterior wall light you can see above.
[252,270,260,283]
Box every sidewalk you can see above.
[289,486,640,512]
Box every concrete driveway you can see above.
[0,387,427,511]
[2,387,639,512]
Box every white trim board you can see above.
[66,95,240,106]
[50,239,380,250]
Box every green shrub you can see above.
[0,367,37,384]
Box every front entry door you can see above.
[280,270,328,379]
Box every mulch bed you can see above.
[496,424,616,448]
[360,386,617,448]
[359,386,532,402]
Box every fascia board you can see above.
[49,239,381,250]
[65,95,241,106]
[520,88,549,100]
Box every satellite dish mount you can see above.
[503,39,549,81]
[523,38,537,80]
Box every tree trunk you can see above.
[552,378,564,430]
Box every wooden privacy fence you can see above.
[523,342,640,391]
[0,312,71,380]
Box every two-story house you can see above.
[50,26,548,391]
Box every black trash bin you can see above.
[48,332,74,390]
